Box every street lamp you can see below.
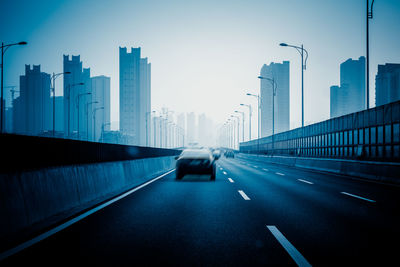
[1,41,27,133]
[258,75,277,154]
[86,101,98,140]
[93,106,104,142]
[51,71,71,136]
[235,110,245,143]
[280,42,308,127]
[240,103,252,141]
[67,82,84,137]
[247,93,260,154]
[231,115,240,150]
[366,0,375,109]
[76,92,91,140]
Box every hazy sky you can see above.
[1,0,400,131]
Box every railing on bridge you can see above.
[240,100,400,161]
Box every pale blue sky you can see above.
[1,0,400,131]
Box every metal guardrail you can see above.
[240,100,400,161]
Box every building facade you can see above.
[13,65,51,135]
[119,47,151,146]
[375,63,400,107]
[260,61,290,137]
[330,57,366,118]
[90,75,111,142]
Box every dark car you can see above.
[175,149,217,180]
[224,150,235,158]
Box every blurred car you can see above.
[175,149,218,180]
[224,150,235,158]
[212,149,221,159]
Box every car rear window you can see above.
[180,150,211,159]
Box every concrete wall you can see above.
[236,153,400,185]
[0,156,175,249]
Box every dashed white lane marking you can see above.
[276,172,285,176]
[238,190,250,200]
[340,192,376,203]
[262,168,269,171]
[223,171,228,175]
[220,167,223,170]
[253,165,259,168]
[0,168,176,261]
[267,226,312,267]
[228,178,234,183]
[297,179,314,185]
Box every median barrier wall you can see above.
[236,153,400,185]
[0,134,179,252]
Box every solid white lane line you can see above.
[238,190,250,200]
[228,178,234,183]
[276,172,285,176]
[0,169,176,261]
[267,226,312,267]
[223,171,228,175]
[262,168,269,172]
[340,192,376,203]
[298,179,314,185]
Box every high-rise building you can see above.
[90,75,111,142]
[119,47,151,146]
[13,65,51,135]
[186,112,196,146]
[375,63,400,107]
[63,55,91,139]
[260,61,290,137]
[330,57,365,118]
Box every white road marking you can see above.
[228,178,234,183]
[276,172,285,176]
[262,168,269,172]
[220,167,223,170]
[267,225,312,267]
[223,171,227,175]
[298,179,314,185]
[253,165,259,168]
[238,190,250,200]
[0,169,176,261]
[341,192,376,203]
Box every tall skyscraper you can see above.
[260,61,290,137]
[63,55,91,139]
[90,75,111,142]
[375,63,400,107]
[13,65,51,135]
[186,112,196,145]
[330,57,365,118]
[119,47,151,146]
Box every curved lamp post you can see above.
[246,93,260,154]
[280,42,308,127]
[1,41,27,133]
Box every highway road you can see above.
[3,155,400,266]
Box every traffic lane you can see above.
[3,166,296,266]
[218,158,400,266]
[234,156,400,213]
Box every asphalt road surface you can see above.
[3,156,400,266]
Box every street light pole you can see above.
[235,110,245,143]
[93,107,104,142]
[280,42,308,127]
[51,71,71,137]
[231,115,240,150]
[77,92,91,140]
[258,76,277,154]
[1,41,27,133]
[86,101,98,141]
[247,93,260,154]
[240,103,252,141]
[366,0,375,109]
[67,82,84,137]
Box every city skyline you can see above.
[2,0,400,132]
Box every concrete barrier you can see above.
[236,153,400,185]
[0,156,175,250]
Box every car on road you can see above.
[175,149,218,180]
[212,149,221,159]
[224,150,235,158]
